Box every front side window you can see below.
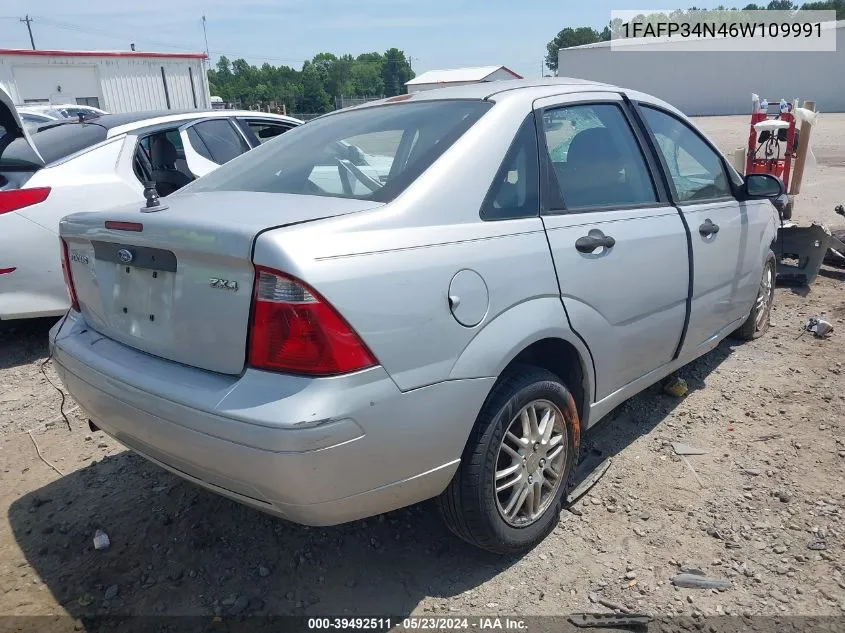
[640,106,731,203]
[186,100,492,203]
[541,103,657,211]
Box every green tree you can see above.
[801,0,845,18]
[545,27,604,72]
[381,48,414,97]
[350,62,384,97]
[299,61,332,113]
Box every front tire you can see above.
[437,366,579,555]
[733,251,776,340]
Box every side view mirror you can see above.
[744,173,785,199]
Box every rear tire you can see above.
[733,251,776,341]
[437,365,579,555]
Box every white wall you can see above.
[558,25,845,115]
[408,68,519,93]
[0,54,211,113]
[409,79,481,93]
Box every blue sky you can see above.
[1,0,731,77]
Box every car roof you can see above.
[355,78,615,105]
[328,77,687,122]
[98,110,303,137]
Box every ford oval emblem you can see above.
[117,248,134,264]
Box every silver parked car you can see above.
[50,79,783,554]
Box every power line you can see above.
[33,16,412,68]
[20,14,35,49]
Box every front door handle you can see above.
[699,219,720,236]
[575,232,616,253]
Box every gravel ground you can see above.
[1,114,844,626]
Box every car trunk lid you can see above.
[0,85,46,167]
[60,191,381,375]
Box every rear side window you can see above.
[541,103,657,211]
[481,116,539,220]
[640,106,731,202]
[0,122,107,168]
[243,119,293,144]
[190,120,249,164]
[186,127,212,161]
[186,100,492,203]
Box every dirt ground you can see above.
[1,114,844,627]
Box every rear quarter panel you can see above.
[255,217,563,391]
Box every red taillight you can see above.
[60,238,80,312]
[0,187,51,215]
[247,266,376,376]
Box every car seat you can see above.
[150,136,192,196]
[558,127,635,208]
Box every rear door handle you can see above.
[699,219,720,236]
[575,233,616,253]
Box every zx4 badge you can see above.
[209,278,238,291]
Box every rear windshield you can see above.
[186,100,492,202]
[0,122,107,168]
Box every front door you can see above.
[637,105,752,355]
[536,93,690,402]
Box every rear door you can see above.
[636,104,752,354]
[536,92,689,402]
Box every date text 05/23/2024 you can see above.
[307,617,528,630]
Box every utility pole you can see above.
[201,15,209,58]
[20,15,35,50]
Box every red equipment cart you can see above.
[745,102,797,189]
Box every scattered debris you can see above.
[671,573,731,590]
[569,613,650,629]
[707,527,724,540]
[92,529,110,551]
[679,455,706,489]
[566,458,612,505]
[671,442,708,456]
[104,584,119,600]
[773,489,792,503]
[258,565,270,578]
[228,595,250,615]
[807,539,827,551]
[753,433,782,442]
[27,431,64,477]
[804,316,833,339]
[597,598,630,613]
[663,376,688,397]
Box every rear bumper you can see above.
[50,313,494,525]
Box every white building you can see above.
[557,20,845,116]
[405,65,522,93]
[0,48,211,113]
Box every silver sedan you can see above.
[50,79,782,554]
